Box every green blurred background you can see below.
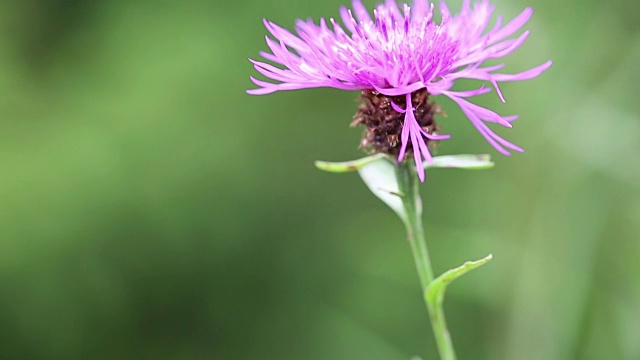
[0,0,638,359]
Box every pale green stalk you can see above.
[395,161,456,360]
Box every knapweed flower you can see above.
[247,0,551,181]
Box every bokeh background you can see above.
[0,0,638,359]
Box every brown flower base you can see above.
[351,89,443,157]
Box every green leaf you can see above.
[315,154,494,224]
[424,154,494,170]
[314,154,386,173]
[425,254,493,307]
[315,154,494,173]
[355,157,408,224]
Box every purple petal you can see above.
[486,7,533,45]
[492,60,553,81]
[351,0,372,23]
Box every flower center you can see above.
[352,89,442,156]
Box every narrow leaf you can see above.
[315,154,386,173]
[314,153,494,225]
[425,154,494,170]
[316,154,494,173]
[426,254,493,306]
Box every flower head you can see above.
[248,0,551,181]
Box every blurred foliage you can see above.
[0,0,638,359]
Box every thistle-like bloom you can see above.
[248,0,551,181]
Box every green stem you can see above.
[395,161,457,360]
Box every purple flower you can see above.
[247,0,551,181]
